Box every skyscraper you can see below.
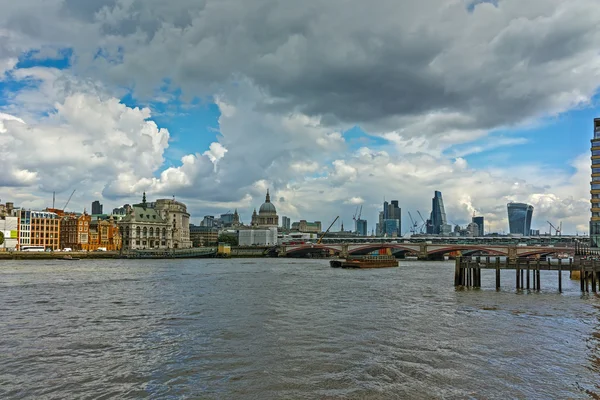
[381,200,401,236]
[472,216,484,237]
[430,191,451,235]
[282,216,291,230]
[591,118,600,247]
[91,200,103,215]
[507,203,534,235]
[356,219,367,236]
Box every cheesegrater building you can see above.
[590,118,600,247]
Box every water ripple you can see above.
[0,259,598,399]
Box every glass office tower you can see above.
[507,202,534,235]
[431,191,451,235]
[590,118,600,247]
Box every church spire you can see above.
[265,189,270,203]
[142,192,147,207]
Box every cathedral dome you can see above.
[259,189,277,214]
[259,202,277,214]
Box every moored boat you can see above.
[330,255,399,269]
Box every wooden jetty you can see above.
[455,257,600,293]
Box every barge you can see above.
[330,255,399,269]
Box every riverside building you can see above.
[591,118,600,247]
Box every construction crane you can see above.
[317,216,339,244]
[417,211,427,234]
[407,211,418,234]
[547,221,562,236]
[62,190,76,211]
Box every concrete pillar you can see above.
[507,245,518,262]
[419,243,428,260]
[341,244,349,258]
[278,245,286,257]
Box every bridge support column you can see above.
[341,244,349,258]
[507,245,518,262]
[278,246,287,257]
[419,243,428,260]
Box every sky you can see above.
[0,0,599,235]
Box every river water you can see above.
[0,259,598,399]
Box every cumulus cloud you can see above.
[0,0,598,233]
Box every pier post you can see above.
[454,257,461,286]
[495,257,500,290]
[592,268,597,293]
[516,264,520,290]
[536,262,541,291]
[559,259,565,293]
[580,266,585,292]
[526,260,530,290]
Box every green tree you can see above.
[217,234,238,246]
[0,231,4,246]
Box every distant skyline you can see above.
[1,0,599,234]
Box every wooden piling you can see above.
[516,265,520,290]
[526,260,530,290]
[454,258,460,286]
[496,257,500,290]
[536,259,540,291]
[580,266,585,292]
[592,269,597,293]
[536,263,541,291]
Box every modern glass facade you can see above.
[472,216,484,237]
[431,191,451,235]
[507,203,533,235]
[383,219,400,237]
[356,219,367,236]
[590,118,600,247]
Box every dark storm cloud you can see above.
[3,0,600,135]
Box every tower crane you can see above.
[317,216,340,245]
[407,211,418,234]
[547,221,562,236]
[62,190,76,211]
[417,211,427,234]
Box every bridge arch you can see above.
[426,246,506,256]
[284,244,341,256]
[347,244,419,255]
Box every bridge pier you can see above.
[341,244,349,258]
[419,243,428,260]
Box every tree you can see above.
[0,231,4,246]
[217,234,238,246]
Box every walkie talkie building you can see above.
[507,202,534,236]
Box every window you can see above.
[143,227,148,237]
[593,183,600,190]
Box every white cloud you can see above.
[0,0,598,235]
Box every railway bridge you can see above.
[280,242,573,260]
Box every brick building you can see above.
[60,213,91,250]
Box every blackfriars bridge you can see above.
[279,242,574,260]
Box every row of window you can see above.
[129,240,167,246]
